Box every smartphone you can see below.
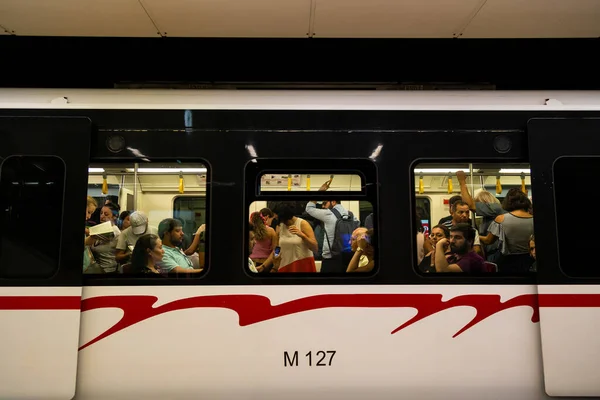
[274,246,281,257]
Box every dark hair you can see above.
[131,234,160,273]
[450,223,476,243]
[449,195,462,206]
[451,200,469,213]
[502,188,532,212]
[328,199,342,205]
[271,202,297,224]
[158,218,182,239]
[415,213,424,233]
[102,202,120,218]
[119,210,130,220]
[431,224,450,238]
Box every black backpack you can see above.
[324,208,360,259]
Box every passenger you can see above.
[247,226,259,273]
[418,224,450,273]
[261,202,317,273]
[434,223,486,273]
[115,211,158,263]
[529,234,537,272]
[249,208,276,269]
[130,234,164,275]
[305,178,357,273]
[415,215,425,265]
[438,195,462,226]
[456,170,504,262]
[83,196,98,273]
[86,202,121,274]
[364,213,374,230]
[156,218,203,274]
[443,200,483,256]
[346,228,375,273]
[117,210,131,231]
[481,188,534,274]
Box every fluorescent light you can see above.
[125,168,207,173]
[414,168,469,174]
[88,168,105,173]
[499,168,530,174]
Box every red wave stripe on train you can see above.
[2,293,600,351]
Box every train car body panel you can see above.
[75,284,546,400]
[0,116,91,399]
[0,90,599,399]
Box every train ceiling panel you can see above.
[0,0,598,38]
[142,0,310,37]
[461,0,600,38]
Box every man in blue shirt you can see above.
[157,218,203,274]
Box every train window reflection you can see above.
[413,162,534,275]
[85,162,208,277]
[0,156,65,278]
[553,156,597,277]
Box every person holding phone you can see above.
[260,202,317,273]
[346,227,375,273]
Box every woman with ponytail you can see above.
[249,208,276,269]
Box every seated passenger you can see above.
[130,234,165,275]
[115,211,158,263]
[418,224,450,273]
[156,218,203,274]
[346,228,375,273]
[434,223,486,273]
[86,202,121,274]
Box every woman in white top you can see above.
[260,202,318,273]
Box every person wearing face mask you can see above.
[418,224,450,273]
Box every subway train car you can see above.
[1,89,600,400]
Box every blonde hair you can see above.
[87,196,98,208]
[474,190,500,205]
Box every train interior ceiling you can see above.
[86,161,532,274]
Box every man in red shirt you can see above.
[434,223,486,273]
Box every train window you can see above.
[0,156,65,278]
[259,173,363,192]
[85,162,208,277]
[413,162,534,275]
[248,200,375,274]
[553,156,597,277]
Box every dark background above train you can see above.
[0,37,599,89]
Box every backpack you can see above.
[313,223,325,260]
[324,208,360,259]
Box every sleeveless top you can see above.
[250,227,274,259]
[277,218,316,273]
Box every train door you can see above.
[0,116,91,399]
[528,117,600,396]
